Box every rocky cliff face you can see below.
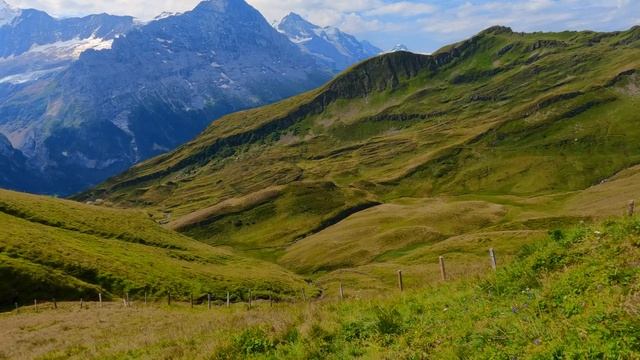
[0,0,335,195]
[0,133,46,193]
[276,12,381,71]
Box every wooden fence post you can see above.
[302,288,307,302]
[489,248,497,271]
[226,292,230,307]
[207,293,211,310]
[53,298,57,309]
[126,293,130,307]
[439,256,447,281]
[34,299,38,312]
[14,302,18,314]
[80,298,84,309]
[269,294,273,307]
[628,200,635,217]
[248,289,252,309]
[339,282,344,301]
[144,291,148,305]
[397,270,404,292]
[98,293,102,308]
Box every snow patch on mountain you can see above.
[0,66,65,84]
[26,36,114,60]
[0,35,115,84]
[154,12,182,21]
[387,44,410,53]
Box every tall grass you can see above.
[2,217,639,359]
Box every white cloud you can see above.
[340,13,383,33]
[10,0,200,19]
[365,2,436,17]
[418,0,639,39]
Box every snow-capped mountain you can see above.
[276,12,381,71]
[0,9,133,58]
[0,0,335,195]
[154,11,182,21]
[0,2,134,85]
[388,44,410,53]
[0,0,18,26]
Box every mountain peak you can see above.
[283,12,305,21]
[193,0,252,13]
[277,12,381,70]
[277,12,319,34]
[0,0,19,26]
[282,12,315,26]
[388,44,410,53]
[480,25,513,35]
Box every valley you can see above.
[1,9,640,358]
[80,26,640,293]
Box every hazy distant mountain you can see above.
[0,0,334,195]
[276,12,381,70]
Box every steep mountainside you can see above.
[84,26,640,288]
[0,189,312,305]
[276,12,381,71]
[0,0,335,195]
[0,134,46,193]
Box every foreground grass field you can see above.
[2,217,638,359]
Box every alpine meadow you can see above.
[1,0,640,359]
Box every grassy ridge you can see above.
[2,217,638,359]
[78,27,640,281]
[0,190,314,305]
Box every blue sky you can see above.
[9,0,640,53]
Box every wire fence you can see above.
[5,247,503,315]
[6,199,638,315]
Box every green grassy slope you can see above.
[2,217,638,359]
[229,217,640,359]
[80,27,640,284]
[0,190,313,306]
